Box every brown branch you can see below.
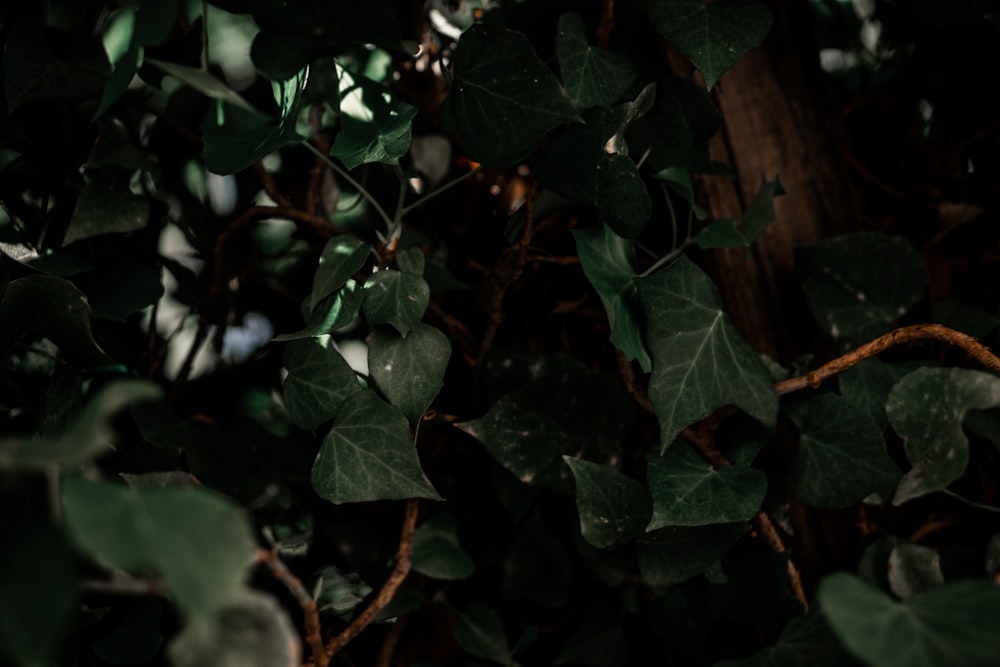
[615,350,654,414]
[322,498,420,664]
[594,0,615,48]
[775,323,1000,395]
[753,511,809,609]
[256,549,325,666]
[254,162,294,209]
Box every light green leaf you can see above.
[637,255,778,451]
[555,13,636,112]
[715,611,856,667]
[310,391,442,504]
[887,367,1000,504]
[818,573,1000,667]
[63,476,255,617]
[697,174,785,248]
[331,64,418,169]
[796,232,926,349]
[442,24,580,165]
[308,236,372,312]
[646,441,766,529]
[147,58,256,112]
[453,602,510,665]
[275,280,364,341]
[573,224,651,371]
[638,523,748,588]
[362,270,430,336]
[411,513,475,580]
[368,324,451,426]
[793,394,900,509]
[648,0,773,89]
[564,457,652,548]
[282,338,362,430]
[888,543,944,600]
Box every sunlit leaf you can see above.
[282,338,362,430]
[646,441,766,529]
[697,174,785,248]
[648,0,773,89]
[638,522,748,588]
[368,324,451,426]
[308,236,372,312]
[555,13,636,112]
[411,513,475,580]
[362,270,430,336]
[573,223,651,371]
[311,391,442,504]
[637,256,778,451]
[331,64,418,169]
[887,367,1000,504]
[63,476,255,617]
[818,573,1000,667]
[275,281,364,341]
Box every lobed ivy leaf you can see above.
[647,0,774,89]
[887,543,944,601]
[368,324,451,427]
[362,270,430,336]
[411,513,475,580]
[442,24,580,166]
[573,223,651,371]
[838,359,922,430]
[646,441,766,529]
[307,236,372,313]
[716,611,858,667]
[282,338,362,430]
[818,573,1000,667]
[637,255,778,451]
[796,232,926,349]
[638,522,749,588]
[65,167,150,245]
[275,280,364,341]
[555,13,637,112]
[564,457,653,548]
[792,394,900,509]
[395,247,425,275]
[310,391,442,504]
[626,78,721,171]
[886,367,1000,504]
[696,174,786,249]
[62,476,255,617]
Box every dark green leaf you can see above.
[331,65,418,169]
[793,394,900,509]
[63,476,256,616]
[93,599,164,664]
[838,359,922,430]
[716,611,858,667]
[368,324,451,426]
[308,236,372,312]
[646,441,766,529]
[888,543,944,600]
[564,456,652,548]
[573,223,651,371]
[697,174,785,248]
[818,574,1000,667]
[147,58,255,112]
[796,232,925,349]
[638,522,748,588]
[555,13,637,112]
[396,247,425,275]
[886,367,1000,504]
[933,300,1000,339]
[442,24,580,165]
[453,603,510,665]
[275,281,364,341]
[362,270,430,336]
[282,338,362,430]
[648,0,773,89]
[503,511,573,607]
[65,167,150,245]
[555,601,630,667]
[626,79,721,171]
[310,391,442,504]
[637,256,778,451]
[411,513,475,580]
[87,261,164,322]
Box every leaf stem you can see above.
[638,237,696,278]
[302,141,395,232]
[400,166,483,215]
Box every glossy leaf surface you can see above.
[331,64,417,169]
[368,324,451,426]
[282,338,362,430]
[308,236,372,312]
[362,270,430,336]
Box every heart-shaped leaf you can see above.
[308,236,372,313]
[368,324,451,426]
[411,513,475,580]
[282,338,362,430]
[564,456,652,548]
[362,270,430,336]
[555,13,636,111]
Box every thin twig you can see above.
[400,166,483,215]
[615,350,654,414]
[256,549,325,665]
[322,498,420,664]
[941,489,1000,514]
[254,162,294,208]
[775,324,1000,395]
[168,319,210,399]
[754,511,809,609]
[594,0,616,48]
[301,141,395,232]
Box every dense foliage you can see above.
[2,1,1000,666]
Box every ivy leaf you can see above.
[307,236,372,313]
[504,511,573,607]
[330,64,418,170]
[395,247,425,275]
[573,224,651,371]
[637,255,778,451]
[368,324,451,427]
[87,261,164,322]
[839,359,922,430]
[275,280,364,341]
[62,476,255,617]
[453,602,511,665]
[796,232,926,349]
[555,13,637,111]
[564,457,653,548]
[310,391,442,504]
[792,394,900,509]
[886,367,1000,504]
[442,24,580,165]
[888,543,944,601]
[646,441,766,529]
[716,611,858,667]
[362,270,430,336]
[200,68,307,174]
[282,338,362,430]
[638,523,748,588]
[411,513,475,580]
[818,574,1000,667]
[626,79,721,171]
[647,0,774,89]
[147,59,256,112]
[696,174,786,249]
[65,167,150,245]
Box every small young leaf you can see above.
[696,174,786,249]
[308,236,372,313]
[646,441,766,529]
[282,338,362,430]
[818,573,1000,667]
[453,602,510,665]
[362,270,430,336]
[637,255,778,451]
[887,367,1000,504]
[573,223,651,371]
[275,280,364,341]
[648,0,774,89]
[310,391,442,504]
[888,543,944,600]
[638,523,748,588]
[331,64,418,169]
[368,324,451,426]
[564,457,653,548]
[411,513,475,580]
[793,394,900,509]
[555,13,637,112]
